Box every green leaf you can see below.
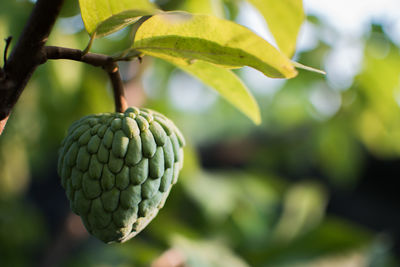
[132,12,297,79]
[247,0,304,57]
[166,58,261,124]
[181,0,225,18]
[79,0,157,37]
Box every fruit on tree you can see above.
[57,107,185,243]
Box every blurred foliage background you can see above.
[1,0,400,266]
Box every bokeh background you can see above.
[1,0,400,266]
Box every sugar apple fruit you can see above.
[57,107,185,243]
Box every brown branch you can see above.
[45,46,129,113]
[45,46,113,67]
[0,0,65,134]
[0,0,133,134]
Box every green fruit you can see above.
[57,107,185,243]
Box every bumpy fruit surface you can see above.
[57,107,185,243]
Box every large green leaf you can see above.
[79,0,157,37]
[247,0,304,57]
[167,59,261,124]
[132,12,297,79]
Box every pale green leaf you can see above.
[166,58,261,124]
[181,0,225,18]
[79,0,157,37]
[133,12,297,79]
[247,0,304,57]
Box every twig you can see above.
[45,46,113,67]
[0,37,12,81]
[45,46,130,113]
[3,36,12,69]
[82,33,96,55]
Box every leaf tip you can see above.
[249,107,262,125]
[292,61,326,75]
[253,116,262,125]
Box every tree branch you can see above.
[45,46,113,67]
[45,46,129,113]
[0,0,65,134]
[0,0,133,135]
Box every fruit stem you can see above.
[44,46,128,113]
[106,62,128,113]
[45,46,130,113]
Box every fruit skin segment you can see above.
[58,107,185,243]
